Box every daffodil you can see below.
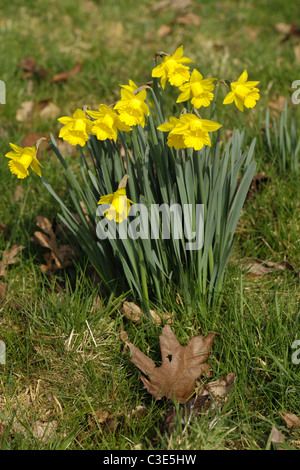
[5,143,42,179]
[87,104,131,141]
[114,88,149,127]
[98,188,134,223]
[177,114,221,150]
[157,116,186,150]
[58,109,93,147]
[177,69,216,108]
[223,70,260,112]
[158,114,221,151]
[152,46,194,89]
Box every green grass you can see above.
[0,0,300,450]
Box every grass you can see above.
[0,0,300,450]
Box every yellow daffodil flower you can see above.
[114,88,149,127]
[58,109,93,147]
[176,115,221,150]
[177,69,216,108]
[223,70,260,112]
[98,188,134,223]
[157,116,186,150]
[87,104,131,141]
[158,114,221,151]
[152,46,194,89]
[5,143,42,179]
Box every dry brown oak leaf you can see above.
[128,325,215,404]
[31,215,73,273]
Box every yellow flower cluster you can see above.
[152,46,260,152]
[57,80,149,149]
[152,46,260,112]
[4,46,260,224]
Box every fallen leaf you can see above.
[51,59,83,83]
[32,420,58,444]
[122,301,143,322]
[0,245,25,277]
[0,281,8,302]
[22,132,50,156]
[40,250,72,273]
[175,12,202,26]
[15,99,60,123]
[236,258,298,277]
[244,26,259,41]
[247,173,269,199]
[151,0,192,11]
[19,56,36,72]
[31,216,73,273]
[160,373,236,434]
[121,301,173,325]
[126,405,148,421]
[91,295,103,313]
[0,223,11,239]
[275,23,294,35]
[15,101,35,122]
[38,101,61,120]
[0,424,6,440]
[120,327,129,343]
[270,424,285,449]
[128,325,215,403]
[212,40,226,50]
[87,408,120,433]
[269,95,286,113]
[87,405,147,437]
[234,172,269,202]
[157,24,172,39]
[194,372,236,411]
[225,129,233,141]
[0,126,8,139]
[280,412,300,429]
[274,22,300,41]
[19,56,47,79]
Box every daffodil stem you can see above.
[210,85,219,121]
[208,246,214,279]
[138,245,149,308]
[132,127,142,163]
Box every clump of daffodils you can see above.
[4,45,260,221]
[2,46,261,306]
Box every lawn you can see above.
[0,0,299,450]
